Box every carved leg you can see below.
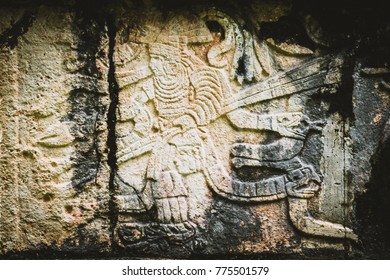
[288,197,358,241]
[115,170,196,247]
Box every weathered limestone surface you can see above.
[0,4,111,255]
[1,0,390,258]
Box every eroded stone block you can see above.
[0,5,110,254]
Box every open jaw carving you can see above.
[112,9,357,249]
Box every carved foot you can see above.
[288,197,358,241]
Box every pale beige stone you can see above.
[0,6,110,254]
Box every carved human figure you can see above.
[116,41,233,233]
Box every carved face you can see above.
[150,54,165,76]
[150,54,179,78]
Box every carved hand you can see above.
[172,114,197,131]
[118,101,153,141]
[155,196,189,224]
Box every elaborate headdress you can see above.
[148,42,181,62]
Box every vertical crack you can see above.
[106,15,119,252]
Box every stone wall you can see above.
[0,0,389,259]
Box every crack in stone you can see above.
[106,14,120,249]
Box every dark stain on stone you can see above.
[258,15,316,50]
[198,198,262,256]
[67,90,101,189]
[0,9,36,49]
[354,130,390,258]
[233,166,285,182]
[326,53,355,119]
[68,3,106,190]
[64,205,73,213]
[42,193,54,202]
[206,20,225,40]
[235,54,249,81]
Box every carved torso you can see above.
[153,70,191,121]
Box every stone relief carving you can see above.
[113,9,357,249]
[7,0,389,258]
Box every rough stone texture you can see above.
[0,3,111,255]
[0,0,390,259]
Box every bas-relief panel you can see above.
[4,1,386,257]
[112,7,357,254]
